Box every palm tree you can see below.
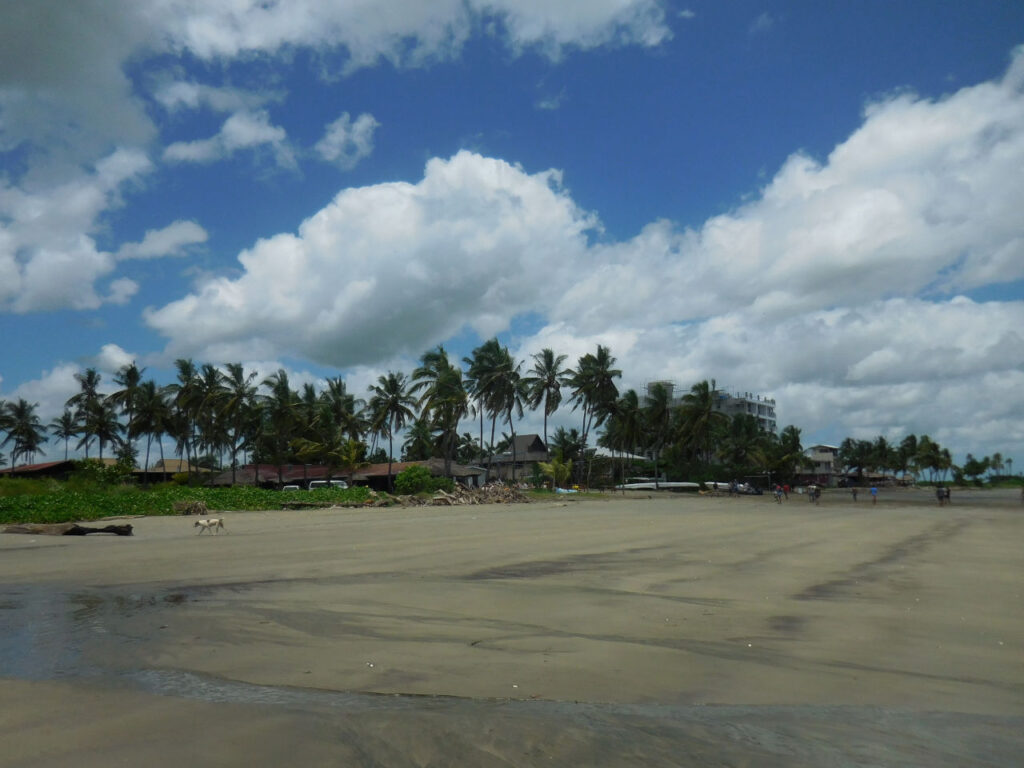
[67,367,103,457]
[320,377,363,442]
[677,379,727,466]
[367,372,417,491]
[48,409,81,461]
[402,417,437,461]
[261,369,299,486]
[108,362,144,460]
[601,389,645,484]
[479,345,527,483]
[463,338,503,468]
[164,359,200,476]
[132,380,170,482]
[221,363,259,485]
[412,346,468,478]
[566,345,621,449]
[2,399,47,468]
[524,348,568,447]
[86,398,123,461]
[644,382,673,489]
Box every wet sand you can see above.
[1,490,1022,766]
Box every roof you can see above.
[0,460,73,475]
[210,458,484,485]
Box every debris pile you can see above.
[173,500,209,515]
[428,483,531,506]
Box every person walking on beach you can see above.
[936,485,945,506]
[774,484,783,503]
[870,486,878,505]
[851,487,858,502]
[782,483,790,500]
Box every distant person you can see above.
[782,483,790,500]
[851,487,858,502]
[936,486,945,506]
[870,486,878,505]
[774,484,783,503]
[944,486,952,505]
[808,485,816,503]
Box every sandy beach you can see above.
[1,488,1022,766]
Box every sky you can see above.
[2,0,1024,469]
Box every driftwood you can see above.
[3,523,134,536]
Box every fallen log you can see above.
[3,523,134,536]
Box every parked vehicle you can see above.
[281,485,301,491]
[308,479,348,490]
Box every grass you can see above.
[0,482,373,525]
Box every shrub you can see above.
[394,465,453,495]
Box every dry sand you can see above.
[1,488,1022,766]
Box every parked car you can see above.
[281,484,301,491]
[308,479,348,490]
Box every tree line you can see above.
[0,341,1014,488]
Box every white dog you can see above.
[194,518,225,535]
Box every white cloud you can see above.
[164,109,294,167]
[153,80,276,113]
[145,150,597,365]
[315,113,380,170]
[0,148,153,313]
[117,220,209,260]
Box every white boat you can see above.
[614,481,700,491]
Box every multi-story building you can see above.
[642,382,778,434]
[711,389,777,433]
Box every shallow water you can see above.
[2,581,1022,767]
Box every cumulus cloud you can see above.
[0,148,153,313]
[117,221,208,260]
[315,113,380,170]
[143,49,1024,461]
[145,150,597,365]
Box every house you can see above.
[798,444,839,486]
[486,434,549,481]
[0,460,77,480]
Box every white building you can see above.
[712,390,777,433]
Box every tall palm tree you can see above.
[2,399,47,468]
[413,346,468,478]
[67,367,103,457]
[86,398,123,461]
[48,409,81,461]
[194,363,228,468]
[644,382,674,489]
[132,380,169,482]
[464,338,503,470]
[164,359,200,476]
[320,377,363,442]
[261,369,299,486]
[566,345,621,449]
[402,417,438,461]
[677,379,727,466]
[368,371,417,491]
[485,346,527,483]
[221,363,259,485]
[524,348,568,448]
[601,389,645,485]
[108,362,144,460]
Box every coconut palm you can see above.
[221,363,259,485]
[132,380,170,482]
[164,359,200,476]
[402,417,438,461]
[463,338,503,467]
[677,379,727,466]
[2,398,47,468]
[85,397,123,461]
[524,348,568,447]
[566,345,621,449]
[320,377,363,442]
[48,409,81,461]
[66,367,103,457]
[261,369,299,486]
[367,371,417,491]
[108,362,144,459]
[412,346,468,478]
[644,382,674,489]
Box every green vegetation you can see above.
[393,464,453,495]
[0,481,371,525]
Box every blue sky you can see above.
[2,0,1024,468]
